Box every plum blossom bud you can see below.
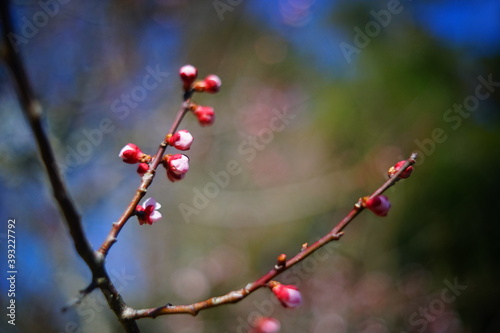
[203,74,221,93]
[388,161,414,179]
[251,317,281,333]
[137,163,149,176]
[365,195,391,216]
[193,105,215,126]
[135,197,162,225]
[119,143,143,164]
[164,154,190,176]
[271,283,302,308]
[168,130,194,151]
[179,65,198,86]
[166,169,185,182]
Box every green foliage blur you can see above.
[1,0,499,332]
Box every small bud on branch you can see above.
[275,254,287,270]
[137,162,149,176]
[388,160,414,179]
[364,195,391,216]
[163,154,190,176]
[203,74,222,93]
[168,129,194,151]
[269,282,303,308]
[179,64,198,91]
[250,317,281,333]
[119,143,144,164]
[192,105,215,126]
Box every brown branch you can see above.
[97,102,191,257]
[1,3,139,332]
[126,153,418,319]
[0,0,97,275]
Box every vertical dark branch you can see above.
[0,0,97,270]
[0,3,139,332]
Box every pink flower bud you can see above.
[166,169,185,182]
[137,162,149,176]
[365,195,391,216]
[179,65,198,85]
[271,284,302,308]
[251,317,281,333]
[119,143,143,164]
[203,74,221,93]
[164,154,190,176]
[388,160,414,179]
[135,197,162,225]
[193,105,215,126]
[169,130,194,151]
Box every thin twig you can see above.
[97,102,191,257]
[126,153,417,319]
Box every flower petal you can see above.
[149,211,162,223]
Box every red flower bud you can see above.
[193,105,215,126]
[388,160,414,179]
[179,65,198,85]
[203,74,221,93]
[365,195,391,216]
[136,162,149,176]
[271,284,302,308]
[119,143,143,164]
[168,129,194,151]
[251,317,281,333]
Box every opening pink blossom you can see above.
[135,197,162,225]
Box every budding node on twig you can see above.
[275,254,287,270]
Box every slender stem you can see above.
[98,102,191,257]
[126,154,417,319]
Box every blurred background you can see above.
[1,0,499,332]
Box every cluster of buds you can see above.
[363,160,414,217]
[162,129,194,182]
[119,143,152,176]
[179,64,220,126]
[179,64,221,94]
[117,65,222,224]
